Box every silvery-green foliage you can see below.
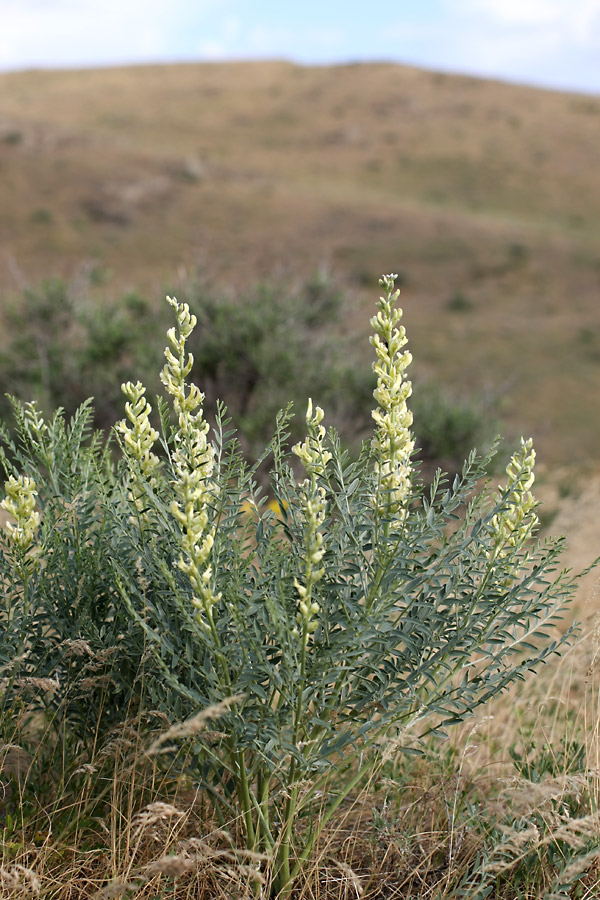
[110,280,577,895]
[0,399,144,740]
[0,277,579,897]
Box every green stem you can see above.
[204,607,257,849]
[249,776,275,853]
[286,754,378,894]
[275,618,309,894]
[235,748,256,847]
[4,570,32,715]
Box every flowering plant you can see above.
[109,275,576,896]
[0,275,578,898]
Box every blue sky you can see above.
[1,0,600,94]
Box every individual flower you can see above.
[491,437,538,558]
[160,296,221,630]
[117,380,161,519]
[1,474,40,551]
[292,399,330,644]
[370,274,414,527]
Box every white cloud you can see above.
[195,38,230,60]
[195,13,247,60]
[437,0,600,90]
[454,0,566,27]
[194,17,344,63]
[245,24,294,55]
[0,0,219,69]
[194,15,292,61]
[451,0,600,43]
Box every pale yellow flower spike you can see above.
[117,380,161,520]
[160,296,221,630]
[292,398,332,477]
[1,474,40,551]
[492,437,538,558]
[292,399,330,644]
[370,274,414,528]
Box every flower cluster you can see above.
[24,401,48,442]
[23,401,54,471]
[1,474,40,552]
[292,398,332,476]
[117,380,161,519]
[292,400,330,644]
[370,274,414,527]
[491,437,538,558]
[160,297,221,629]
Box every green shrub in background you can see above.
[0,275,578,897]
[411,383,495,471]
[446,290,473,312]
[0,279,161,430]
[0,272,493,473]
[184,273,374,461]
[0,273,374,460]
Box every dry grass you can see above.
[2,598,600,899]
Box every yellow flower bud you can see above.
[2,475,40,551]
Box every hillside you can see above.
[0,61,599,467]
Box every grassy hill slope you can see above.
[0,61,599,467]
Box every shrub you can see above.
[0,278,163,431]
[446,290,473,312]
[412,383,495,471]
[183,272,375,461]
[0,273,374,461]
[0,275,578,897]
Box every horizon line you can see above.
[1,56,598,98]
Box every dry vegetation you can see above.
[3,619,600,899]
